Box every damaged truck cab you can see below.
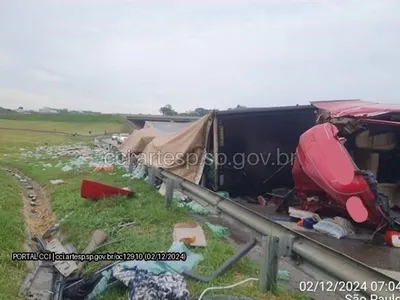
[292,100,400,230]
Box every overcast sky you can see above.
[0,0,399,114]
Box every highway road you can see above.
[96,135,400,287]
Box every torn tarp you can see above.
[86,242,202,300]
[116,266,189,300]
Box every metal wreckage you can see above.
[17,100,400,300]
[292,100,400,231]
[124,100,400,232]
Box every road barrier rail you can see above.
[95,137,400,298]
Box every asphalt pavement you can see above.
[97,135,400,297]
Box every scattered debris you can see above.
[94,164,114,172]
[19,264,55,299]
[158,182,167,195]
[277,270,290,281]
[217,191,229,199]
[313,219,352,239]
[28,193,37,200]
[297,218,317,229]
[63,271,103,299]
[173,223,207,247]
[113,221,137,234]
[50,179,64,185]
[2,168,56,236]
[332,216,355,235]
[76,230,108,273]
[19,143,112,172]
[43,212,73,239]
[46,238,78,276]
[289,207,320,221]
[384,230,400,247]
[178,200,210,215]
[123,164,147,179]
[85,242,202,299]
[206,222,229,238]
[61,165,73,172]
[80,179,134,200]
[112,265,189,299]
[171,190,210,215]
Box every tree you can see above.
[159,104,178,116]
[180,107,211,116]
[193,107,211,116]
[228,104,246,110]
[160,104,246,116]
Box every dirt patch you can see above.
[1,167,55,237]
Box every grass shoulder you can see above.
[0,119,306,299]
[0,170,28,300]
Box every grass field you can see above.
[0,170,28,300]
[0,119,125,136]
[0,116,305,300]
[0,111,124,123]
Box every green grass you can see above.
[0,111,124,123]
[0,119,305,300]
[0,119,125,136]
[0,170,28,300]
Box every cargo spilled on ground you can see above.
[0,115,305,300]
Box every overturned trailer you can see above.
[120,100,400,231]
[208,105,316,195]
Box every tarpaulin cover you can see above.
[119,114,213,183]
[119,127,160,153]
[120,122,192,154]
[311,100,400,118]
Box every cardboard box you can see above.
[173,222,207,247]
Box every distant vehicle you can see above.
[117,133,129,144]
[111,133,119,140]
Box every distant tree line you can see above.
[159,104,246,116]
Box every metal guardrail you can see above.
[158,169,400,299]
[95,138,400,298]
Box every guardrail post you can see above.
[126,151,134,173]
[165,178,177,208]
[259,235,279,293]
[278,234,295,257]
[148,167,157,188]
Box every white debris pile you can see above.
[19,144,109,171]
